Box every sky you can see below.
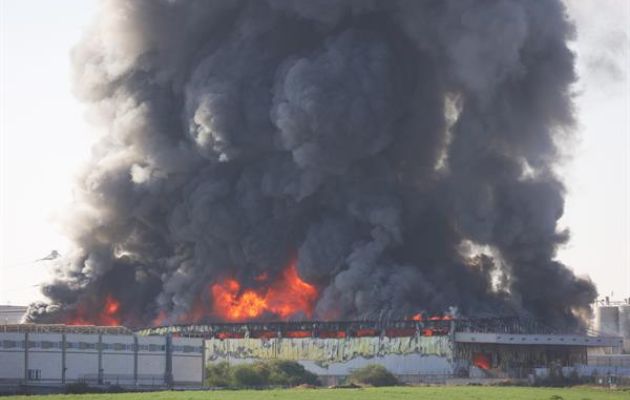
[0,0,628,306]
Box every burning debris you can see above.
[28,0,596,329]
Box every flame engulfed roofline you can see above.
[2,316,585,339]
[136,316,552,338]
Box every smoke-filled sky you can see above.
[0,0,628,327]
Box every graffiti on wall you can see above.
[206,335,452,367]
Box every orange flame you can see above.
[284,330,312,338]
[99,295,122,325]
[355,328,380,337]
[409,313,453,321]
[211,279,268,320]
[65,309,92,326]
[152,310,168,326]
[319,331,347,338]
[208,260,318,322]
[429,314,453,321]
[66,294,122,326]
[473,353,491,370]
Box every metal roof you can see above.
[0,324,132,335]
[455,332,623,347]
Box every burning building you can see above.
[6,0,626,388]
[136,316,623,384]
[2,317,621,389]
[29,0,596,335]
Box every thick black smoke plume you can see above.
[28,0,596,330]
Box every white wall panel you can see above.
[137,336,166,385]
[28,333,62,382]
[64,333,99,382]
[1,331,202,387]
[101,334,135,385]
[0,332,25,380]
[172,337,203,384]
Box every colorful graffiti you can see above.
[206,335,452,367]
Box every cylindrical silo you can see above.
[620,305,630,338]
[597,305,620,336]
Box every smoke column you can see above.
[28,0,596,330]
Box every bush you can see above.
[65,382,96,394]
[348,365,399,387]
[231,363,269,387]
[64,382,126,394]
[266,360,319,386]
[206,360,319,388]
[206,362,232,387]
[104,384,125,393]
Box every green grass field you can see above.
[9,386,630,400]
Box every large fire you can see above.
[64,259,318,326]
[210,260,318,321]
[62,278,458,327]
[66,294,122,326]
[57,258,463,327]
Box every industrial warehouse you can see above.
[1,0,629,397]
[0,324,204,388]
[1,307,628,391]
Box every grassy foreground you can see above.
[9,386,630,400]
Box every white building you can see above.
[0,324,204,389]
[144,320,625,385]
[0,305,27,325]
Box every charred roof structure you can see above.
[137,317,454,339]
[1,318,623,386]
[137,317,622,382]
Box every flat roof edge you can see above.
[454,332,623,347]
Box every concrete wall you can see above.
[101,334,135,385]
[172,337,204,385]
[137,336,166,385]
[534,364,630,379]
[205,335,454,377]
[0,332,203,387]
[28,333,63,383]
[589,354,630,368]
[0,332,25,381]
[65,333,100,382]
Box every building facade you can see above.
[1,318,626,390]
[0,325,204,388]
[141,318,625,384]
[0,306,27,325]
[206,335,453,384]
